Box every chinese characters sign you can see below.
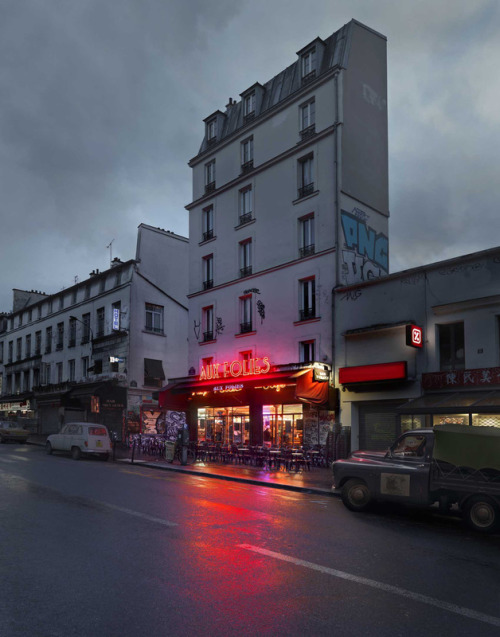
[422,367,500,389]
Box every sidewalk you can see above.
[28,434,337,497]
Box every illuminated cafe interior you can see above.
[159,359,333,448]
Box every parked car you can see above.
[0,421,29,444]
[46,422,112,461]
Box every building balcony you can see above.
[240,160,254,175]
[203,279,214,291]
[238,212,253,226]
[206,137,217,147]
[205,181,216,194]
[301,69,316,86]
[202,229,214,242]
[243,111,255,123]
[299,308,316,321]
[203,330,214,342]
[298,183,315,199]
[299,244,315,258]
[300,124,316,140]
[239,322,253,334]
[240,266,252,278]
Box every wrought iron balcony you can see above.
[205,181,216,194]
[239,322,253,334]
[299,244,315,258]
[300,124,316,140]
[297,183,314,199]
[240,266,252,278]
[299,307,316,321]
[240,160,254,174]
[203,330,214,342]
[243,111,255,123]
[203,279,214,291]
[202,229,214,242]
[238,212,253,226]
[301,69,316,86]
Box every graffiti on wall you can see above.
[341,209,388,285]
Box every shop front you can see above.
[159,357,334,448]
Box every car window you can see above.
[67,425,79,434]
[89,427,107,436]
[392,435,426,458]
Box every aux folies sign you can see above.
[200,356,271,381]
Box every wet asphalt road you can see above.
[1,443,499,637]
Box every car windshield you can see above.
[89,427,107,436]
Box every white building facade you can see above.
[161,20,389,450]
[0,224,188,437]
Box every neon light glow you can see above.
[200,356,271,380]
[213,384,244,393]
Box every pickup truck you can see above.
[333,424,500,533]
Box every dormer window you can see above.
[206,119,216,144]
[301,48,316,84]
[243,92,255,121]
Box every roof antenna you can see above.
[106,239,115,267]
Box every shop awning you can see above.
[295,369,329,405]
[144,358,165,380]
[397,391,500,414]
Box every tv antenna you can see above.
[106,239,115,267]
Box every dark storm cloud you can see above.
[1,0,499,310]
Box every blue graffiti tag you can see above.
[341,211,388,272]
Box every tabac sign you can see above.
[200,356,271,381]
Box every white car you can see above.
[46,422,112,461]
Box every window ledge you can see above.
[235,330,256,338]
[235,218,256,230]
[293,317,321,326]
[142,330,166,337]
[292,190,319,205]
[199,338,217,346]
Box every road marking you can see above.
[97,501,177,527]
[238,544,500,628]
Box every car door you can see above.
[378,433,430,504]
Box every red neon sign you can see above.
[200,356,271,381]
[406,324,423,348]
[339,361,407,384]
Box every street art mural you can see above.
[341,208,388,285]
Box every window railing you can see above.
[301,69,316,86]
[299,307,316,321]
[68,339,76,348]
[300,124,316,140]
[243,111,255,123]
[203,330,214,342]
[202,229,214,242]
[240,266,252,278]
[206,136,217,146]
[299,244,315,258]
[56,343,63,351]
[238,212,253,226]
[45,346,52,354]
[239,322,253,334]
[203,279,214,290]
[240,160,254,174]
[205,181,216,194]
[298,183,314,199]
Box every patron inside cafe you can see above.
[158,355,335,448]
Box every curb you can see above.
[117,458,338,497]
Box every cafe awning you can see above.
[144,358,165,381]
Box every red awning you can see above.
[294,369,329,405]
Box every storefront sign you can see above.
[0,400,30,411]
[200,356,271,381]
[314,368,329,382]
[339,361,407,384]
[423,367,500,389]
[406,324,423,349]
[213,384,244,393]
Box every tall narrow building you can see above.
[163,19,389,448]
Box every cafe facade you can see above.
[160,355,335,448]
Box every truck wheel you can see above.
[464,496,499,533]
[341,479,373,512]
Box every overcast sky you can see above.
[1,0,499,312]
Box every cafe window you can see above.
[263,404,304,447]
[438,322,464,371]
